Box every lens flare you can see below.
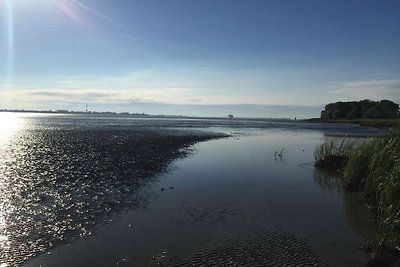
[50,0,90,28]
[69,0,121,27]
[50,0,122,30]
[4,0,14,84]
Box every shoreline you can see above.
[314,131,400,266]
[0,127,228,266]
[0,113,386,266]
[24,129,374,266]
[305,118,400,128]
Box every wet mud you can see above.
[0,127,226,266]
[0,114,382,266]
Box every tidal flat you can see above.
[0,113,387,266]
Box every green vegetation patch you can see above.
[320,99,399,120]
[306,118,400,129]
[343,139,379,191]
[314,140,354,169]
[315,130,400,265]
[358,119,400,128]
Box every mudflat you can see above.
[0,114,385,266]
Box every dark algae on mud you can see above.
[0,127,226,266]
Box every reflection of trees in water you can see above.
[0,128,224,266]
[313,168,377,241]
[313,169,342,193]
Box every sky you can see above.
[0,0,399,118]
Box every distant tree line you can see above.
[320,99,399,120]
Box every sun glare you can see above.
[0,113,25,146]
[4,0,14,83]
[48,0,118,30]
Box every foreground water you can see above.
[0,113,385,266]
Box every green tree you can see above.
[377,100,399,118]
[320,99,399,120]
[346,108,362,119]
[364,107,385,119]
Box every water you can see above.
[0,113,384,266]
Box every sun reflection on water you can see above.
[0,113,26,265]
[0,113,25,146]
[0,213,8,246]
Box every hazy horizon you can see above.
[1,102,324,119]
[1,0,399,118]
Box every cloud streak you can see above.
[328,79,400,102]
[0,88,193,106]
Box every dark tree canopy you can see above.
[320,100,399,120]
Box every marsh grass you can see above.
[274,148,285,160]
[364,130,400,246]
[316,130,400,263]
[314,139,354,169]
[343,139,379,190]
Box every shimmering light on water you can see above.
[0,113,25,252]
[0,114,384,266]
[0,113,25,266]
[0,113,24,145]
[0,234,8,249]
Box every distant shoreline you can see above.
[0,109,294,122]
[4,109,399,128]
[305,117,400,128]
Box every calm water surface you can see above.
[0,113,384,266]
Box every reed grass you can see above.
[343,139,378,190]
[316,130,400,263]
[365,130,400,246]
[314,139,354,169]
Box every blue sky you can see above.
[0,0,399,118]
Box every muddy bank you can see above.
[0,127,227,266]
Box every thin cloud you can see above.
[1,88,194,106]
[30,91,71,97]
[328,79,400,103]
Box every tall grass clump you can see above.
[314,131,400,266]
[379,165,400,245]
[314,139,354,169]
[343,139,379,191]
[364,131,400,245]
[316,130,400,263]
